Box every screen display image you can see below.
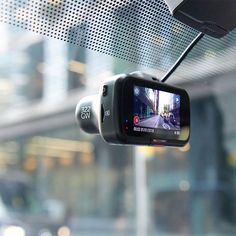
[133,85,181,132]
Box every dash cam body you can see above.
[76,72,190,147]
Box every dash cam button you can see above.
[101,104,105,122]
[102,85,108,96]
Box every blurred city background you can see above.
[0,18,235,236]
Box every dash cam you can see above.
[76,72,190,147]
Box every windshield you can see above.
[0,1,236,236]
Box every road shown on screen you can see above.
[138,115,176,130]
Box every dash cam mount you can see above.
[164,0,236,38]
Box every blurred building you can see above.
[0,24,137,236]
[0,16,235,236]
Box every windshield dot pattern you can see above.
[1,0,236,81]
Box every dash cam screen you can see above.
[133,85,181,135]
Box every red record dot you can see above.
[133,116,140,125]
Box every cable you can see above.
[161,32,205,83]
